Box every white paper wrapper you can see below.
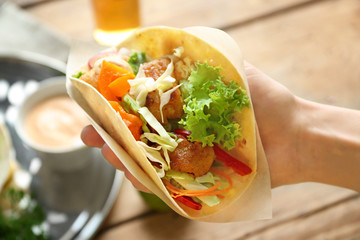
[66,26,272,222]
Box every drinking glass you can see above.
[91,0,141,46]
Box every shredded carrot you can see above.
[164,169,233,197]
[209,168,233,195]
[164,180,221,197]
[170,193,179,198]
[210,168,233,187]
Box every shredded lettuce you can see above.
[195,172,215,185]
[138,107,178,150]
[159,83,182,123]
[122,94,150,133]
[153,59,175,92]
[128,60,176,108]
[179,62,249,150]
[173,46,184,57]
[142,132,177,152]
[137,142,169,177]
[128,76,156,106]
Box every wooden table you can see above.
[20,0,360,239]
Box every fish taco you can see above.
[67,26,264,221]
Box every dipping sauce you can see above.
[24,95,89,149]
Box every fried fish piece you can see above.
[144,59,184,124]
[169,135,215,177]
[143,58,170,80]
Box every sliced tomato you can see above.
[173,129,192,137]
[174,196,202,210]
[213,144,252,176]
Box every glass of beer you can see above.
[91,0,140,46]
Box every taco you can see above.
[67,26,262,220]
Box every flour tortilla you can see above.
[67,26,271,222]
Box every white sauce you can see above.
[24,95,89,149]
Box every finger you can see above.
[81,125,105,148]
[243,60,252,68]
[124,170,152,193]
[101,144,152,193]
[101,144,127,171]
[243,61,262,82]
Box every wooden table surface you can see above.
[19,0,360,239]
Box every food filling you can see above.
[73,47,252,210]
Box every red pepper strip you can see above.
[173,129,191,137]
[213,144,252,176]
[173,196,202,210]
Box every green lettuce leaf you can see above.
[128,51,147,75]
[179,62,249,150]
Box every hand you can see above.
[246,62,360,191]
[244,62,304,187]
[81,125,151,193]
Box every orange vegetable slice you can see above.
[109,101,142,140]
[97,61,134,101]
[108,74,134,98]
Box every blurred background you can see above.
[1,0,359,239]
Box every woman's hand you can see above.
[81,125,151,193]
[244,62,305,187]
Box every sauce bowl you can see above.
[15,76,91,171]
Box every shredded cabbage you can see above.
[138,107,178,149]
[141,132,174,166]
[123,94,150,133]
[128,59,176,107]
[137,141,169,178]
[165,170,220,207]
[173,46,184,57]
[142,132,177,151]
[128,77,156,106]
[159,83,182,123]
[195,172,215,185]
[154,61,175,91]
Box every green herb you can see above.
[122,94,150,133]
[72,71,84,78]
[179,62,249,150]
[123,94,140,113]
[128,52,147,75]
[0,188,48,240]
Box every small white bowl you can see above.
[15,76,91,171]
